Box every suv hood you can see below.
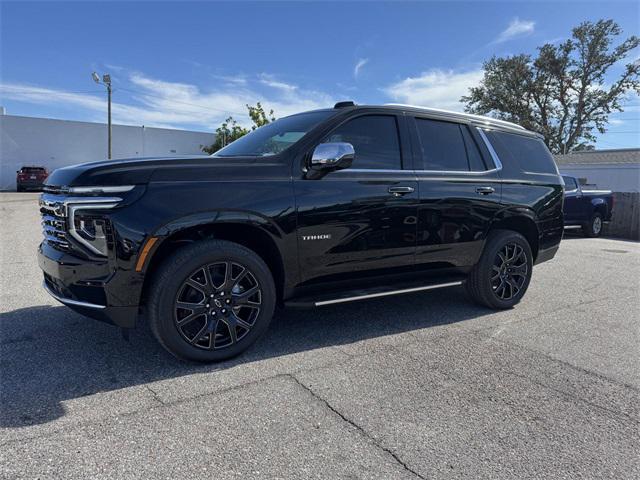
[45,155,270,187]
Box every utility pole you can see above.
[92,72,113,159]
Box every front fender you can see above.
[154,209,285,239]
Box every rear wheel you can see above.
[466,230,533,309]
[148,239,276,362]
[582,212,603,237]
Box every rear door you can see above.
[294,113,418,284]
[409,116,503,269]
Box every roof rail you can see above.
[383,103,526,130]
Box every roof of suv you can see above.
[331,102,536,137]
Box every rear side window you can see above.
[414,118,488,172]
[414,118,468,171]
[485,131,557,175]
[460,126,487,171]
[324,115,402,169]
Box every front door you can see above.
[294,113,418,285]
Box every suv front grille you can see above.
[40,200,70,252]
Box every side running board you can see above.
[286,280,464,309]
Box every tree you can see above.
[461,20,639,154]
[202,102,276,154]
[247,102,275,130]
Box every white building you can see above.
[555,148,640,193]
[0,112,215,190]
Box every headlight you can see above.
[70,211,112,256]
[67,198,122,256]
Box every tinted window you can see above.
[324,115,401,169]
[485,131,557,175]
[562,176,578,190]
[460,126,487,171]
[214,110,335,157]
[414,118,469,171]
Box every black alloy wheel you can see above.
[174,261,262,350]
[490,242,529,301]
[148,239,276,362]
[466,229,533,309]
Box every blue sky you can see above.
[1,0,639,148]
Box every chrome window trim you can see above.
[333,168,413,174]
[413,168,499,175]
[42,281,106,309]
[476,128,504,171]
[334,168,499,175]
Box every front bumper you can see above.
[39,242,138,328]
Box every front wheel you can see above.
[148,239,276,362]
[466,230,533,309]
[583,212,603,237]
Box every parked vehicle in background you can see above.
[38,102,564,362]
[16,166,49,191]
[562,175,614,237]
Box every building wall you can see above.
[558,164,640,193]
[0,114,215,190]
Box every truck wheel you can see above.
[148,239,276,362]
[466,230,533,309]
[583,212,603,238]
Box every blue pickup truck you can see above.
[562,175,614,237]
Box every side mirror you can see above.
[310,142,355,171]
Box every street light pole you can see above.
[106,78,112,159]
[92,72,112,159]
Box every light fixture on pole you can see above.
[92,72,113,159]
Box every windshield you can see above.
[213,110,335,157]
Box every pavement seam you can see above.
[397,333,640,426]
[484,332,640,394]
[502,368,640,426]
[144,385,166,405]
[288,373,427,480]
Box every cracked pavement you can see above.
[1,192,639,479]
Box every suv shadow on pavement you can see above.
[1,286,491,428]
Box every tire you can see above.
[466,230,533,309]
[582,212,603,237]
[16,186,23,192]
[148,239,276,362]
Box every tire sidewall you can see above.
[149,240,276,362]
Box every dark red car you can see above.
[16,166,49,191]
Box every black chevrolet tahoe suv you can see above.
[39,102,563,362]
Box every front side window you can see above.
[323,115,402,169]
[214,110,335,157]
[414,118,472,171]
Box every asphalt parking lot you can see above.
[1,192,639,479]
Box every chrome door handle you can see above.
[476,186,495,195]
[388,186,415,196]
